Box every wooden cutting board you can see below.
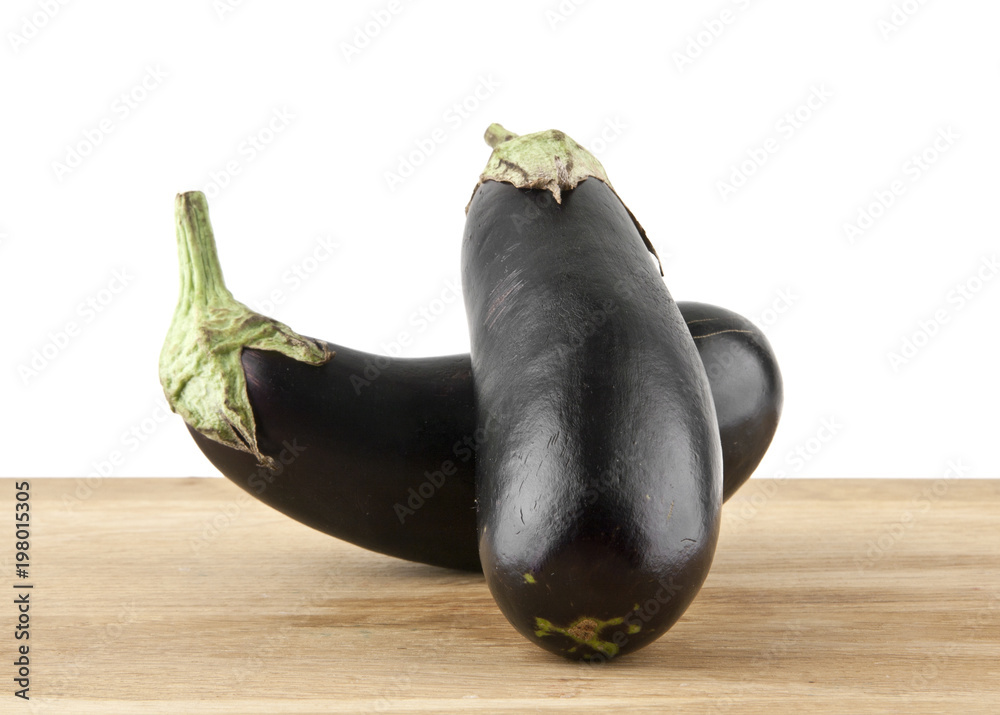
[6,477,999,713]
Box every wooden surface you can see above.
[6,477,999,713]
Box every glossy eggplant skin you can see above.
[684,302,783,501]
[191,345,482,571]
[191,304,779,573]
[462,179,722,660]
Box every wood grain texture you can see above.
[6,477,999,714]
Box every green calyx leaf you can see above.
[470,123,663,274]
[158,191,332,468]
[474,123,612,205]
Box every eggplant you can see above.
[462,125,722,660]
[160,192,480,571]
[682,302,782,501]
[161,191,780,574]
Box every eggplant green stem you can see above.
[159,192,332,468]
[483,123,519,149]
[470,123,662,274]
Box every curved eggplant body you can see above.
[192,298,780,574]
[463,179,722,660]
[683,302,783,501]
[169,186,780,578]
[191,345,482,571]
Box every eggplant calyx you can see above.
[469,123,663,275]
[472,123,611,205]
[158,191,332,468]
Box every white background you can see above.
[1,0,997,481]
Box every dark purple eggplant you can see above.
[189,347,481,571]
[462,125,722,660]
[161,191,780,575]
[682,302,783,501]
